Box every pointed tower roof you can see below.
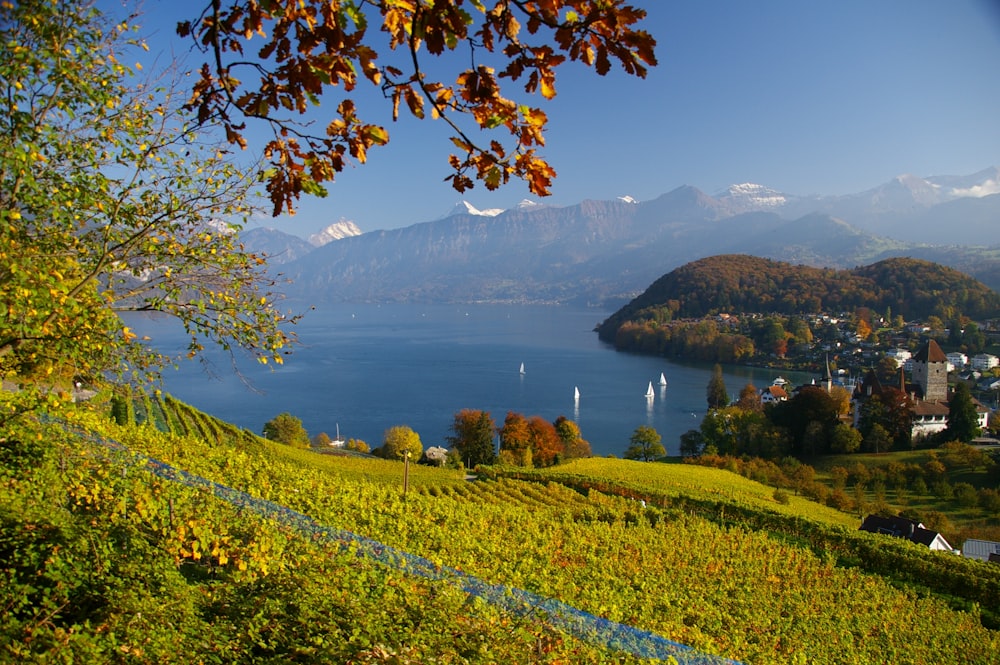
[913,338,947,363]
[854,368,884,398]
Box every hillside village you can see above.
[724,310,1000,413]
[680,315,1000,565]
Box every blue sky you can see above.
[124,1,1000,237]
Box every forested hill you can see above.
[596,254,1000,341]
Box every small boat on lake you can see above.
[519,362,525,375]
[645,381,655,398]
[659,372,668,386]
[574,386,580,400]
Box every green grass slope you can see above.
[1,393,998,664]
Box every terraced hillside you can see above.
[1,392,998,664]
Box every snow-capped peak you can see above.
[308,218,363,247]
[618,195,638,204]
[446,201,505,217]
[206,218,238,235]
[716,183,787,212]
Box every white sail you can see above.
[645,381,654,398]
[659,372,668,386]
[519,362,525,375]
[331,423,345,447]
[574,386,580,400]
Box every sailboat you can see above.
[659,372,668,386]
[574,386,580,400]
[331,423,345,447]
[519,362,525,375]
[645,381,655,398]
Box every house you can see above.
[859,515,953,551]
[961,539,1000,563]
[760,384,789,404]
[971,353,999,371]
[977,377,1000,392]
[910,399,951,437]
[958,370,982,383]
[946,352,968,368]
[885,348,912,368]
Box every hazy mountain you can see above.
[307,219,363,246]
[277,204,909,306]
[240,227,315,265]
[780,167,1000,244]
[267,167,1000,305]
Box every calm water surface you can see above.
[132,304,816,457]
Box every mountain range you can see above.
[243,167,1000,306]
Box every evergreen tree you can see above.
[945,382,981,443]
[706,364,729,410]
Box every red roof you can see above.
[913,338,947,363]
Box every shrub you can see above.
[829,465,849,490]
[953,482,979,508]
[978,488,1000,512]
[931,480,953,500]
[345,438,370,453]
[827,488,853,512]
[803,481,830,504]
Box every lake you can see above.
[130,304,817,457]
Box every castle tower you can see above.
[911,338,948,402]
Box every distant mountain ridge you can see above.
[239,167,1000,305]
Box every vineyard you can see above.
[2,392,999,663]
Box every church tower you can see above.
[911,339,948,402]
